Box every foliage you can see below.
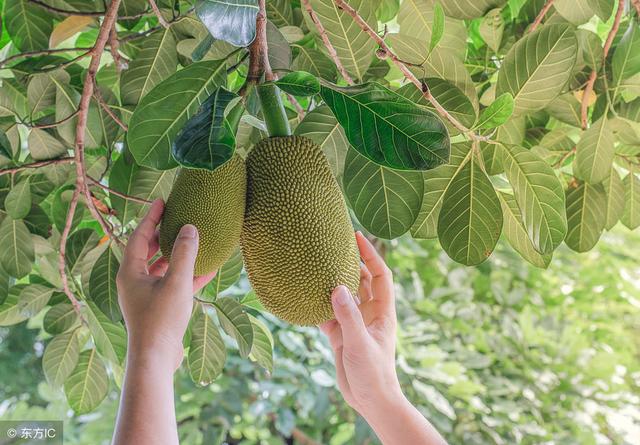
[0,0,639,430]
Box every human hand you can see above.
[320,231,402,419]
[116,199,216,371]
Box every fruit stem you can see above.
[257,83,291,137]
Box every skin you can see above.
[113,202,446,445]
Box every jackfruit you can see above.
[242,136,360,326]
[160,155,246,276]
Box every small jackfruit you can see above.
[242,136,360,326]
[160,155,246,276]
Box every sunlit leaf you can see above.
[565,180,607,252]
[196,0,259,47]
[64,349,109,414]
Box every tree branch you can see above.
[243,0,270,90]
[109,23,125,72]
[87,176,152,205]
[580,0,624,129]
[301,0,354,85]
[25,110,80,129]
[0,47,93,68]
[0,157,74,177]
[93,85,128,131]
[528,0,555,33]
[119,9,193,42]
[28,0,147,19]
[632,0,640,17]
[149,0,170,29]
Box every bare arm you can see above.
[112,200,215,445]
[321,232,447,445]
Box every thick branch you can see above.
[301,0,354,85]
[528,0,555,33]
[580,0,624,129]
[149,0,170,28]
[87,176,152,205]
[0,157,74,177]
[244,0,270,87]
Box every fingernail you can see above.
[179,224,197,239]
[334,286,351,306]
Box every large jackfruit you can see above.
[242,136,360,325]
[160,155,246,276]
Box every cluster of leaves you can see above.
[0,0,639,416]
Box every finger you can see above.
[331,286,368,349]
[357,263,372,303]
[163,224,199,290]
[193,270,217,293]
[146,229,160,261]
[320,319,343,350]
[148,256,169,277]
[355,231,394,309]
[334,348,353,404]
[122,199,164,275]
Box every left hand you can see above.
[116,199,216,371]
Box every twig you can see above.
[119,8,193,42]
[36,50,92,73]
[0,47,92,68]
[553,147,576,168]
[108,23,125,72]
[528,0,555,33]
[580,0,624,129]
[632,0,640,17]
[0,157,74,177]
[87,176,152,205]
[25,110,80,129]
[286,93,306,120]
[149,0,170,28]
[28,0,147,19]
[301,0,354,85]
[93,85,128,131]
[333,0,488,142]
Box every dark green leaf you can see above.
[0,218,34,278]
[5,178,32,219]
[274,71,320,97]
[3,0,53,51]
[43,303,78,335]
[89,247,121,322]
[475,93,514,129]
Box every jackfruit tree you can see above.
[0,0,638,414]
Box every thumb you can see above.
[165,224,199,286]
[331,285,368,348]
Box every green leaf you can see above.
[213,296,253,358]
[274,71,321,97]
[498,192,552,268]
[291,46,337,82]
[65,228,101,274]
[0,285,26,326]
[5,178,32,219]
[89,247,121,322]
[196,0,259,47]
[266,0,293,27]
[438,0,506,19]
[0,79,28,118]
[603,169,625,230]
[344,148,424,239]
[43,303,78,335]
[0,284,52,326]
[501,144,567,254]
[27,70,70,117]
[429,3,445,52]
[320,82,450,171]
[475,93,514,129]
[565,181,607,252]
[411,144,470,239]
[612,22,640,87]
[64,349,109,414]
[437,156,503,266]
[172,87,239,170]
[84,301,127,365]
[24,204,51,238]
[52,186,84,233]
[120,28,177,106]
[0,218,35,278]
[574,117,615,184]
[127,60,227,170]
[545,93,582,127]
[621,171,640,230]
[294,105,349,180]
[266,23,292,72]
[496,23,577,116]
[479,8,504,53]
[303,0,377,81]
[3,0,53,51]
[43,330,80,387]
[27,128,68,161]
[553,0,596,25]
[248,314,273,373]
[203,248,243,300]
[188,308,226,385]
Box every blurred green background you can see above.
[1,230,639,445]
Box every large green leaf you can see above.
[603,169,625,230]
[28,128,68,161]
[291,46,337,82]
[43,330,80,387]
[437,156,503,266]
[3,0,53,51]
[27,70,69,117]
[0,285,27,326]
[5,178,32,219]
[65,228,101,274]
[196,0,259,47]
[501,144,567,254]
[64,349,109,414]
[574,117,615,184]
[498,192,552,268]
[203,248,243,300]
[612,22,640,87]
[438,0,506,19]
[475,93,514,130]
[172,88,238,170]
[320,82,450,171]
[554,0,596,25]
[84,301,127,365]
[479,8,504,53]
[496,23,577,116]
[343,148,424,239]
[43,303,78,335]
[0,79,28,118]
[621,171,640,230]
[274,71,321,97]
[120,28,177,106]
[89,247,121,322]
[188,308,226,385]
[303,0,376,81]
[248,314,273,373]
[266,0,293,27]
[127,60,227,170]
[0,217,34,278]
[294,105,349,180]
[565,181,607,252]
[213,297,253,358]
[0,284,52,326]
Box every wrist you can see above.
[127,336,184,374]
[359,386,409,423]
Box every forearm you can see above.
[362,393,447,445]
[112,351,179,445]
